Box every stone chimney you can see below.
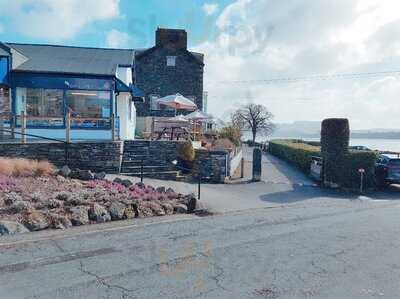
[156,28,187,50]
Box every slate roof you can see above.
[0,47,9,56]
[5,43,135,76]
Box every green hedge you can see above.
[268,139,378,189]
[335,150,378,189]
[268,139,321,174]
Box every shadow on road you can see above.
[258,184,351,204]
[259,183,400,204]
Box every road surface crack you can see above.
[78,260,137,299]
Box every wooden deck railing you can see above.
[0,112,118,143]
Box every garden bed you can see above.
[0,174,196,236]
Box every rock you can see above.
[76,170,95,181]
[174,203,188,214]
[9,200,32,213]
[121,179,133,188]
[135,182,145,189]
[94,172,106,180]
[59,165,71,178]
[113,177,123,184]
[65,192,92,206]
[185,194,197,213]
[124,206,136,219]
[69,206,89,226]
[4,192,22,205]
[160,202,174,215]
[48,213,72,230]
[156,186,166,193]
[88,203,111,223]
[46,199,62,209]
[108,202,126,220]
[55,191,71,201]
[56,175,67,183]
[148,202,165,216]
[137,203,153,218]
[166,187,175,193]
[30,192,42,203]
[23,211,49,231]
[70,169,95,181]
[0,221,29,235]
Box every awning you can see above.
[115,78,145,101]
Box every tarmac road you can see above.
[1,196,400,298]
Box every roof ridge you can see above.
[6,42,135,52]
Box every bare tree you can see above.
[232,104,275,144]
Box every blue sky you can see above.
[0,0,232,48]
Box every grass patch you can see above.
[0,158,56,177]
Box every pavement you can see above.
[2,146,400,298]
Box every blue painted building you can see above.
[0,42,144,141]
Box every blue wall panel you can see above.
[0,57,9,85]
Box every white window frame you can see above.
[149,94,160,111]
[166,56,176,67]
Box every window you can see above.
[66,90,110,118]
[167,56,176,67]
[15,88,63,117]
[26,89,63,117]
[15,88,64,127]
[149,95,159,111]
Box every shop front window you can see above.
[66,90,111,128]
[26,89,63,117]
[15,87,64,127]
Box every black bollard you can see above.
[252,148,262,182]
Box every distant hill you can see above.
[271,121,321,138]
[271,121,400,139]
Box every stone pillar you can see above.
[252,148,262,182]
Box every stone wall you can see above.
[0,140,230,183]
[123,140,183,166]
[0,141,123,173]
[194,149,228,183]
[135,46,204,117]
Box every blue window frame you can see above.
[11,72,114,130]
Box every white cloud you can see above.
[0,0,120,41]
[106,29,132,48]
[195,0,400,130]
[202,3,219,16]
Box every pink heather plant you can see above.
[0,175,17,192]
